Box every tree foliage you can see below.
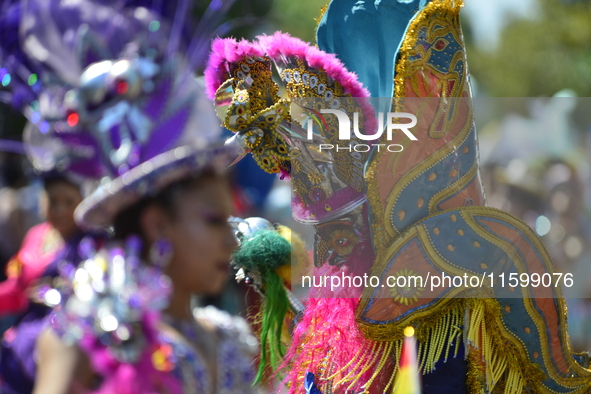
[465,0,591,97]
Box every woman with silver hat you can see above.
[0,0,259,393]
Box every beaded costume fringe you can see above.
[314,2,330,40]
[296,298,550,394]
[465,298,546,394]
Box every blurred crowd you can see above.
[478,95,591,352]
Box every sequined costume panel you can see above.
[47,239,259,394]
[157,306,258,394]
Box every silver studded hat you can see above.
[0,0,239,229]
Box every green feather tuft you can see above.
[233,229,292,384]
[233,229,292,274]
[254,270,289,384]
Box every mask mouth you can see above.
[327,252,348,267]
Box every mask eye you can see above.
[335,237,350,247]
[434,39,448,51]
[107,60,142,100]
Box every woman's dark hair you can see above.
[42,173,80,192]
[112,169,219,243]
[2,153,28,188]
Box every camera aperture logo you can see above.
[307,109,418,152]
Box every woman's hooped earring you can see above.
[150,238,173,269]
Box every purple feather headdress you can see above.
[0,1,246,393]
[0,0,241,229]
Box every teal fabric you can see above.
[316,0,431,104]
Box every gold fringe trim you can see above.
[313,2,331,43]
[317,300,466,392]
[331,297,551,393]
[362,341,395,391]
[329,341,401,394]
[383,342,401,393]
[416,302,464,374]
[464,298,546,394]
[358,297,466,342]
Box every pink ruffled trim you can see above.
[258,32,369,99]
[258,32,378,136]
[204,37,264,100]
[279,297,371,394]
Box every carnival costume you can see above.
[0,172,85,317]
[0,0,258,393]
[0,229,94,394]
[0,221,64,315]
[204,0,591,393]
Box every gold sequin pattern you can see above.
[215,56,292,174]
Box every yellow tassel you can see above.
[346,343,384,391]
[362,341,395,393]
[418,340,426,373]
[463,298,548,394]
[334,342,377,388]
[322,295,558,393]
[327,346,364,381]
[384,341,403,393]
[414,300,465,374]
